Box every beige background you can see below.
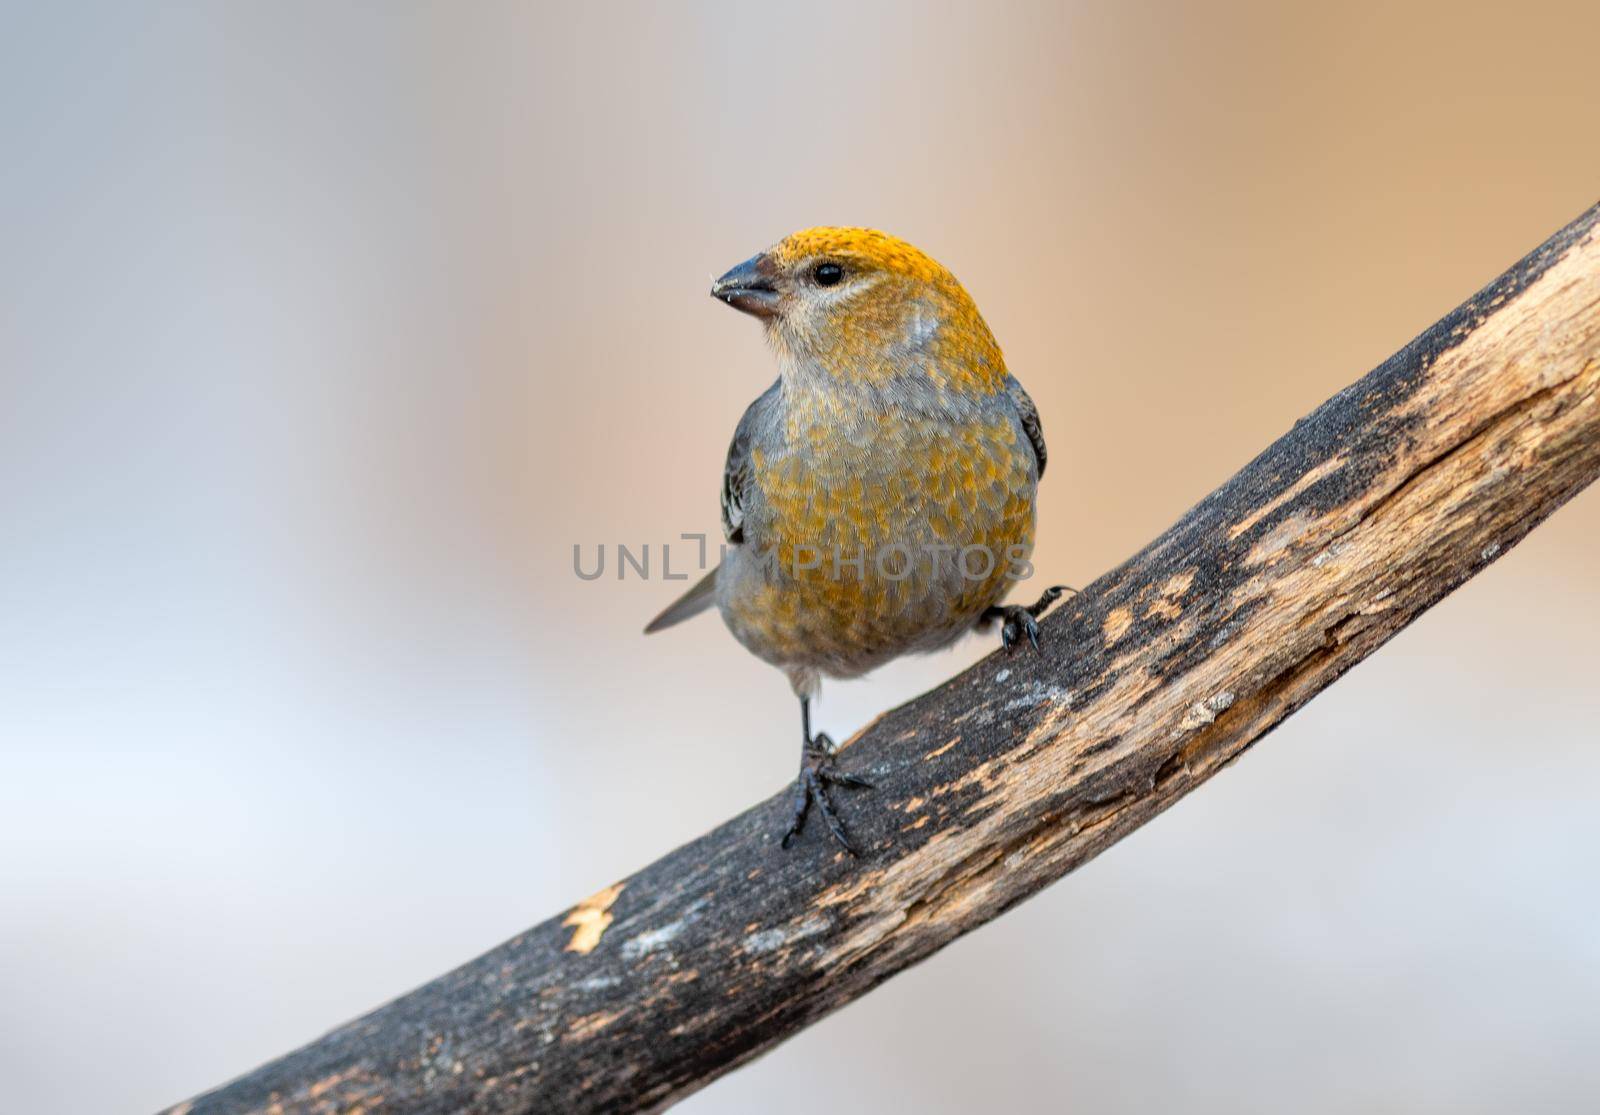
[3,3,1598,1111]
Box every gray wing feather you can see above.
[721,379,779,543]
[1006,375,1047,478]
[644,380,778,636]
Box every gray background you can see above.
[3,3,1597,1111]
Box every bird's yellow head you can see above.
[710,227,1007,393]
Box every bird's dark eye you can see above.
[812,262,844,287]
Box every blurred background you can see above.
[3,2,1598,1111]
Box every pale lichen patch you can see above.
[1311,540,1348,568]
[1003,680,1073,715]
[743,916,830,955]
[621,919,684,960]
[1178,691,1237,733]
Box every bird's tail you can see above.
[643,565,719,634]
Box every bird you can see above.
[646,227,1065,854]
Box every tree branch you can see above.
[169,202,1600,1115]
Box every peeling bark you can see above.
[168,201,1600,1114]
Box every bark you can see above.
[168,201,1600,1115]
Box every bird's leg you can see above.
[781,695,873,855]
[982,584,1077,654]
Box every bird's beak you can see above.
[710,253,780,319]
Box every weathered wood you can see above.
[168,202,1600,1115]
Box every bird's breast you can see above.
[723,394,1037,669]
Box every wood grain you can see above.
[168,201,1600,1114]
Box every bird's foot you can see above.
[781,734,873,855]
[983,585,1076,654]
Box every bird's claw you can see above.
[782,735,873,855]
[985,584,1076,655]
[999,608,1041,654]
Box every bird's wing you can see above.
[721,379,780,544]
[645,381,778,636]
[1006,375,1047,478]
